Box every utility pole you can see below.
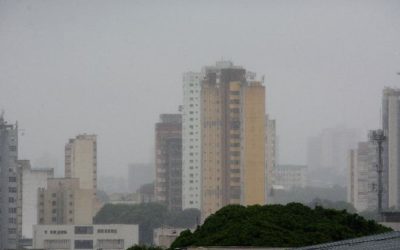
[369,129,386,218]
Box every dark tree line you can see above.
[94,203,200,245]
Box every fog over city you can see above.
[0,0,399,178]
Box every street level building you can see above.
[33,224,138,250]
[153,227,188,248]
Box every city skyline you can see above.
[1,0,399,178]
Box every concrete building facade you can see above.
[265,116,277,203]
[33,224,138,250]
[153,227,188,248]
[274,165,307,190]
[65,134,97,193]
[17,160,54,240]
[0,115,19,250]
[200,61,266,219]
[241,81,266,205]
[347,142,378,212]
[155,114,182,211]
[382,87,400,209]
[182,72,202,210]
[38,178,93,225]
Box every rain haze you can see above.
[0,0,399,178]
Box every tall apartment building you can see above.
[201,61,266,219]
[265,116,276,203]
[382,87,400,209]
[65,134,97,192]
[155,114,182,212]
[182,72,202,210]
[38,178,93,225]
[0,115,19,250]
[17,160,53,240]
[347,142,378,212]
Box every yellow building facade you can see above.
[200,63,266,219]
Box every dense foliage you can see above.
[94,203,199,245]
[170,203,391,248]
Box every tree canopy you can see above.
[94,203,200,245]
[170,203,391,249]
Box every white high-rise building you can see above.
[382,87,400,209]
[182,72,202,210]
[347,142,377,212]
[18,160,54,239]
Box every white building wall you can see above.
[182,72,202,210]
[354,142,378,211]
[21,167,53,239]
[33,224,138,250]
[274,165,307,190]
[386,92,400,208]
[265,116,276,204]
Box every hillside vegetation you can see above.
[171,203,391,248]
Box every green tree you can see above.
[127,245,163,250]
[170,203,391,249]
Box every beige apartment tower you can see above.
[65,134,97,192]
[201,61,266,219]
[37,178,93,225]
[241,81,266,205]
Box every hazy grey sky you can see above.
[0,0,399,177]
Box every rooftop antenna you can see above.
[369,129,386,221]
[261,74,265,84]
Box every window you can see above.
[74,240,93,249]
[8,187,16,193]
[8,177,16,182]
[9,145,17,152]
[74,226,93,234]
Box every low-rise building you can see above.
[33,224,138,250]
[153,227,188,248]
